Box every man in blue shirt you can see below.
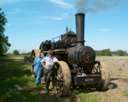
[33,51,44,86]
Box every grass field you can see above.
[1,55,128,102]
[0,55,100,102]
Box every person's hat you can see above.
[34,49,41,57]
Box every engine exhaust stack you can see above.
[75,13,85,45]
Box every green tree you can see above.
[113,50,127,56]
[0,8,11,55]
[96,49,112,56]
[13,50,20,55]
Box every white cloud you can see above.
[39,13,70,21]
[48,16,64,21]
[49,0,73,8]
[43,16,64,21]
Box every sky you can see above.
[0,0,128,53]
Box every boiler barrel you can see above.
[67,45,96,66]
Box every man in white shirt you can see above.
[41,51,58,93]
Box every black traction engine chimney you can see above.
[75,13,85,45]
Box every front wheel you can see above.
[52,61,71,96]
[97,62,110,91]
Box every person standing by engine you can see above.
[32,50,44,86]
[41,51,58,93]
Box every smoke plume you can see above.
[75,0,120,13]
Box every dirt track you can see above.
[95,56,128,102]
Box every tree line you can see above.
[0,8,11,56]
[96,49,128,56]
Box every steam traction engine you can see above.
[40,13,110,96]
